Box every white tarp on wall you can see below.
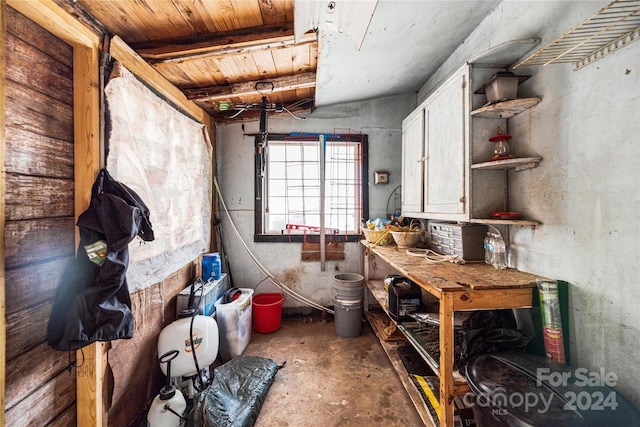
[105,62,212,292]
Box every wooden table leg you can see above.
[439,292,455,427]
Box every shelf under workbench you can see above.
[362,241,545,427]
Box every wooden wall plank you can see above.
[5,301,51,361]
[4,218,74,268]
[4,174,74,220]
[5,126,74,177]
[48,403,77,427]
[6,8,73,104]
[7,0,100,48]
[5,47,73,103]
[5,257,74,315]
[4,364,76,426]
[5,81,73,141]
[5,342,73,409]
[6,6,74,64]
[301,242,345,261]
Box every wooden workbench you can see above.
[362,242,545,427]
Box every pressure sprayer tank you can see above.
[147,350,187,427]
[157,309,219,378]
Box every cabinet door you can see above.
[401,107,424,216]
[423,67,468,219]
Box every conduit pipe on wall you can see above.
[213,177,335,315]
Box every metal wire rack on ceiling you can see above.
[513,0,640,70]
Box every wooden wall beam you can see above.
[131,21,316,61]
[184,71,316,102]
[147,37,317,65]
[74,42,105,427]
[201,114,217,253]
[1,1,7,425]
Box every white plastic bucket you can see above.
[215,288,254,362]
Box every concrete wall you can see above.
[216,94,413,310]
[417,1,640,407]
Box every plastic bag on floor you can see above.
[187,356,282,427]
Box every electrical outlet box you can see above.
[374,171,389,185]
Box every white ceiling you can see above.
[309,0,501,106]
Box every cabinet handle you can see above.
[460,196,466,203]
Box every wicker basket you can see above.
[361,227,394,246]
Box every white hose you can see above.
[405,248,466,264]
[213,177,335,315]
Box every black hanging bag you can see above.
[47,168,154,351]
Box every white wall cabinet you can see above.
[400,107,424,214]
[422,67,468,217]
[402,63,540,225]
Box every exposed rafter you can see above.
[131,22,317,63]
[183,72,316,102]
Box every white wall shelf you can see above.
[471,157,542,171]
[471,218,541,226]
[512,0,640,70]
[471,97,541,118]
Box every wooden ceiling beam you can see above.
[131,22,316,63]
[184,72,316,102]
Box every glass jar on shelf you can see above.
[489,128,513,161]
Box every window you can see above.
[255,133,368,242]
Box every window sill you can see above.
[254,234,361,243]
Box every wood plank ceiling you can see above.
[77,0,317,122]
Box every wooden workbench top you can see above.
[363,241,545,292]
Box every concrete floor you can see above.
[242,316,424,427]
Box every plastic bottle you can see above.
[492,234,507,270]
[211,253,222,280]
[488,232,496,268]
[484,232,491,265]
[202,252,222,281]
